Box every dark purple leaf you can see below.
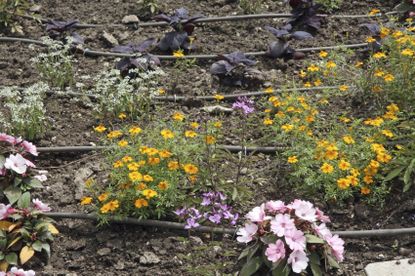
[265,26,290,38]
[158,31,188,51]
[152,14,171,23]
[291,31,313,40]
[267,40,289,58]
[220,52,256,66]
[70,32,84,45]
[175,8,189,19]
[112,38,157,53]
[282,24,293,31]
[210,60,235,75]
[46,20,79,33]
[360,23,380,36]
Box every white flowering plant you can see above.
[237,200,344,275]
[0,266,35,276]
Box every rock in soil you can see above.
[122,15,140,24]
[139,251,161,265]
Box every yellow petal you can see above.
[20,246,35,265]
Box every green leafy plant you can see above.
[0,0,33,34]
[238,0,264,14]
[137,0,159,19]
[0,83,49,140]
[315,0,343,12]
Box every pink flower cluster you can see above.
[237,200,344,274]
[1,133,39,176]
[0,267,35,276]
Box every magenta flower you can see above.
[9,267,36,276]
[20,141,38,156]
[245,204,270,223]
[0,167,6,176]
[287,250,309,273]
[32,199,51,212]
[265,239,286,263]
[4,154,28,174]
[236,222,258,243]
[0,204,15,220]
[270,214,295,237]
[326,234,345,262]
[285,229,306,251]
[265,200,287,214]
[290,199,317,222]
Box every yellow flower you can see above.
[381,129,394,138]
[129,126,142,135]
[100,200,119,214]
[80,197,93,205]
[281,124,294,132]
[319,51,328,58]
[368,8,380,16]
[363,175,374,184]
[118,140,128,147]
[374,70,385,77]
[306,115,315,123]
[161,129,175,139]
[339,85,349,92]
[392,30,403,38]
[113,160,124,168]
[134,198,149,208]
[98,193,109,202]
[339,117,351,123]
[136,183,147,191]
[304,82,312,88]
[213,121,222,128]
[264,87,274,93]
[337,178,350,189]
[168,161,180,170]
[342,135,355,144]
[264,108,272,113]
[383,74,395,82]
[373,52,386,59]
[263,118,273,125]
[172,112,185,121]
[287,156,298,164]
[380,27,390,38]
[347,175,359,186]
[377,152,392,163]
[159,150,172,158]
[307,64,319,72]
[371,143,386,154]
[148,157,160,165]
[320,163,334,174]
[361,187,371,195]
[118,113,127,120]
[188,175,198,184]
[326,61,336,69]
[213,94,225,101]
[338,159,351,171]
[372,85,382,93]
[299,70,307,78]
[127,162,140,171]
[190,122,200,129]
[158,181,169,190]
[158,88,166,95]
[173,49,185,58]
[94,125,106,133]
[401,48,414,56]
[107,130,123,139]
[366,36,376,43]
[355,61,364,68]
[143,175,154,182]
[129,171,143,182]
[314,79,322,86]
[205,135,216,145]
[122,155,133,163]
[386,103,399,113]
[396,145,404,150]
[142,189,158,199]
[364,117,384,127]
[325,150,338,160]
[185,130,198,138]
[351,168,360,177]
[183,163,199,174]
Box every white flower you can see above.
[236,223,258,243]
[32,199,51,212]
[245,204,271,223]
[0,203,14,220]
[9,266,36,276]
[290,199,317,222]
[4,154,28,174]
[288,250,309,273]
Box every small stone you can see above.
[240,168,248,175]
[73,167,93,200]
[213,246,222,253]
[102,31,119,47]
[114,260,125,270]
[190,236,203,245]
[201,105,233,114]
[399,248,412,257]
[122,15,140,24]
[30,5,42,12]
[139,251,161,265]
[97,248,111,256]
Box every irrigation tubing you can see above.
[0,36,368,60]
[36,145,285,154]
[22,11,399,29]
[47,212,415,238]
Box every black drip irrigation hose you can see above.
[36,145,285,154]
[0,36,368,60]
[47,212,415,238]
[22,11,399,29]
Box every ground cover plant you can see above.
[1,0,415,274]
[0,0,33,34]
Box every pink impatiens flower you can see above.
[245,204,271,223]
[288,250,309,273]
[265,200,287,213]
[0,133,17,144]
[20,141,38,156]
[285,229,306,251]
[236,222,258,243]
[4,154,29,174]
[265,239,286,263]
[0,204,15,220]
[316,208,331,223]
[270,213,295,237]
[32,199,51,212]
[290,199,317,222]
[326,234,345,262]
[9,267,36,276]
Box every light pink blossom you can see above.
[245,204,271,223]
[9,267,36,276]
[313,223,332,240]
[287,250,309,273]
[265,239,286,263]
[0,204,15,220]
[20,141,38,156]
[316,208,331,223]
[0,133,17,144]
[4,154,28,174]
[236,223,258,243]
[285,229,306,251]
[270,214,295,237]
[32,199,51,212]
[326,234,345,262]
[265,200,287,213]
[290,199,317,222]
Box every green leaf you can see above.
[327,255,340,269]
[310,252,322,276]
[0,252,4,261]
[247,243,261,262]
[5,252,17,265]
[232,187,238,201]
[4,186,22,205]
[32,240,43,252]
[271,261,290,276]
[383,166,405,183]
[239,256,263,276]
[306,234,325,244]
[17,192,30,209]
[403,159,415,192]
[26,178,43,189]
[260,235,278,245]
[42,243,51,258]
[0,156,5,168]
